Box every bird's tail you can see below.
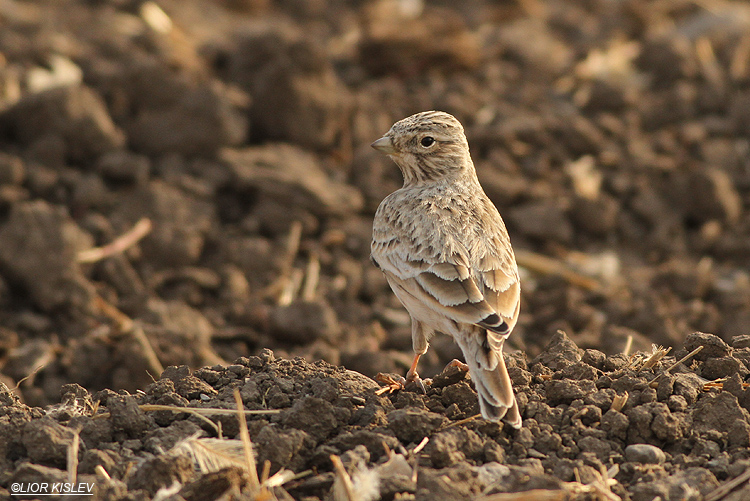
[457,338,521,429]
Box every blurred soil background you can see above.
[1,0,750,499]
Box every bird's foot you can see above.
[375,372,430,395]
[375,373,404,395]
[445,359,470,372]
[404,370,428,394]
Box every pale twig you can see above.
[442,413,481,430]
[515,249,600,291]
[14,363,49,390]
[268,221,303,304]
[477,489,565,501]
[411,437,430,454]
[93,404,279,437]
[730,34,750,81]
[641,346,671,370]
[705,466,750,501]
[284,221,303,272]
[173,436,247,473]
[412,437,429,455]
[94,405,217,434]
[695,37,724,89]
[131,324,165,376]
[648,346,704,388]
[67,430,80,484]
[94,295,164,376]
[94,294,133,331]
[140,1,172,34]
[234,388,259,489]
[301,252,320,301]
[666,346,704,373]
[264,468,300,488]
[77,218,152,264]
[703,379,727,392]
[610,392,628,413]
[260,460,271,485]
[278,268,304,306]
[330,454,356,501]
[563,463,621,501]
[622,335,633,357]
[94,465,111,481]
[139,405,280,417]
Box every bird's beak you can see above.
[371,136,397,154]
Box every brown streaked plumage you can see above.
[371,110,521,428]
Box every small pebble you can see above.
[625,444,666,464]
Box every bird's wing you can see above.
[372,222,520,337]
[475,249,521,352]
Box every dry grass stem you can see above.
[666,346,704,372]
[140,1,172,33]
[442,414,481,430]
[234,388,260,489]
[173,434,298,495]
[278,268,304,306]
[330,454,356,501]
[147,405,281,416]
[610,392,628,413]
[411,437,429,455]
[515,249,600,291]
[705,466,750,501]
[302,252,320,301]
[131,324,165,375]
[622,335,633,357]
[94,465,111,481]
[94,294,133,330]
[268,221,303,304]
[264,468,299,489]
[731,34,750,80]
[703,379,726,392]
[93,404,279,439]
[14,363,49,391]
[260,460,271,484]
[94,295,164,375]
[478,489,566,501]
[696,37,724,88]
[174,435,246,472]
[77,217,152,263]
[67,430,80,484]
[701,378,748,393]
[641,346,671,371]
[648,346,704,388]
[562,464,621,501]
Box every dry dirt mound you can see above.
[3,331,750,500]
[1,0,750,499]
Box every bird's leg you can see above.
[375,354,431,394]
[445,359,470,372]
[405,353,421,382]
[405,353,427,393]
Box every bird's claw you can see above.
[445,359,470,372]
[405,374,427,394]
[375,372,430,395]
[375,373,404,395]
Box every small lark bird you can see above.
[371,111,521,428]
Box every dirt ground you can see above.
[1,0,750,499]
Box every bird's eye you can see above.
[420,136,435,147]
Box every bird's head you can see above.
[372,111,474,186]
